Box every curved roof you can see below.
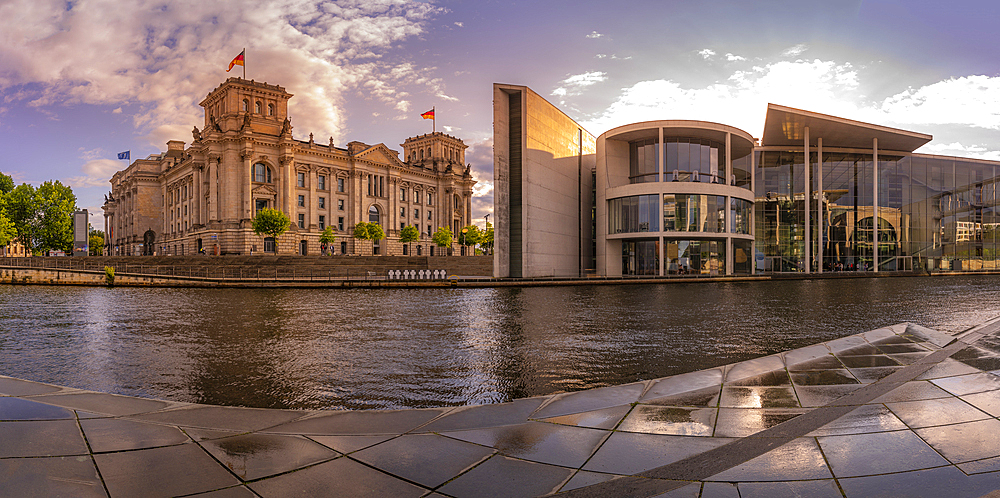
[762,104,932,152]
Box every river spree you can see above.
[1,275,998,410]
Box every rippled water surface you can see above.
[1,276,998,410]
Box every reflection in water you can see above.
[1,276,1000,410]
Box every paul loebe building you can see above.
[103,77,475,257]
[494,83,1000,278]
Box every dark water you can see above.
[1,276,998,410]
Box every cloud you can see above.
[586,31,603,39]
[782,44,808,57]
[64,158,121,189]
[725,53,746,62]
[453,21,463,27]
[551,71,607,102]
[0,0,446,148]
[919,141,1000,161]
[111,107,122,114]
[871,76,1000,130]
[698,49,715,59]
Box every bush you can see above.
[104,266,115,286]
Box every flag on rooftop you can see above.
[117,151,130,160]
[227,50,245,72]
[421,109,435,120]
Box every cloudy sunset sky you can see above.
[2,0,999,230]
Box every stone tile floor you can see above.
[4,321,1000,497]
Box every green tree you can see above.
[0,171,13,196]
[352,221,385,254]
[319,226,336,255]
[34,180,77,253]
[480,222,494,255]
[251,208,290,254]
[399,225,419,255]
[432,226,453,250]
[89,229,105,256]
[0,211,14,249]
[459,224,482,254]
[5,183,38,252]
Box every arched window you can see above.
[368,205,380,225]
[253,163,272,183]
[255,101,262,114]
[419,149,424,160]
[267,103,274,116]
[242,99,249,112]
[454,194,460,210]
[427,147,431,158]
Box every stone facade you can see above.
[104,78,475,257]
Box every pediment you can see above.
[252,184,278,196]
[355,143,403,166]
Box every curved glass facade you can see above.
[608,195,659,234]
[663,194,726,232]
[730,198,751,234]
[629,139,659,184]
[665,239,726,275]
[626,135,752,190]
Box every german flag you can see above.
[227,50,245,72]
[421,109,435,120]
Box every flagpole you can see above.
[243,48,246,80]
[433,106,436,133]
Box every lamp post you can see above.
[461,227,468,256]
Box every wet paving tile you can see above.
[128,405,307,433]
[641,386,720,408]
[782,344,834,366]
[0,376,64,396]
[725,370,791,387]
[818,430,949,477]
[915,359,982,380]
[81,417,190,453]
[582,432,733,475]
[867,381,953,404]
[794,385,865,407]
[95,442,241,497]
[0,420,88,457]
[903,323,955,348]
[531,382,647,419]
[199,433,338,481]
[736,479,841,498]
[806,405,907,436]
[248,455,426,497]
[441,421,608,468]
[307,434,396,454]
[539,404,632,430]
[786,355,844,372]
[886,397,991,429]
[713,408,806,437]
[931,372,1000,396]
[700,481,739,498]
[915,418,1000,464]
[875,343,929,354]
[835,344,882,357]
[558,470,619,491]
[838,464,1000,498]
[958,356,1000,372]
[188,485,258,497]
[838,355,901,368]
[707,437,832,481]
[29,392,172,416]
[0,396,77,420]
[351,433,493,488]
[848,366,906,383]
[263,407,448,435]
[437,454,574,498]
[649,482,701,497]
[617,405,716,436]
[790,369,860,386]
[886,352,933,365]
[957,455,1000,474]
[420,398,546,432]
[640,369,724,402]
[718,386,799,408]
[825,335,871,355]
[0,456,105,497]
[724,356,785,385]
[959,390,1000,417]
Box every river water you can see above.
[1,275,998,410]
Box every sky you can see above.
[2,0,1000,232]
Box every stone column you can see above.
[817,138,823,273]
[804,126,810,274]
[208,156,219,222]
[873,138,879,273]
[309,166,318,229]
[242,153,252,222]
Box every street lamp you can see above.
[461,227,468,256]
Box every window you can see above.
[318,197,325,209]
[368,205,380,225]
[427,211,432,221]
[298,195,305,207]
[264,237,275,252]
[400,222,405,230]
[403,244,408,255]
[415,208,419,219]
[427,192,433,205]
[427,225,432,236]
[267,103,274,116]
[340,241,347,254]
[454,194,460,210]
[297,172,305,188]
[253,163,271,183]
[337,178,345,192]
[400,207,406,218]
[255,101,262,114]
[242,99,249,112]
[182,185,187,198]
[415,190,421,204]
[367,175,372,196]
[400,188,407,201]
[298,214,305,229]
[318,175,326,190]
[338,199,344,210]
[338,217,344,231]
[255,199,268,215]
[420,149,424,160]
[183,205,187,215]
[319,215,325,229]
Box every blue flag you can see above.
[117,151,130,160]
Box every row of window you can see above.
[628,137,753,189]
[242,99,274,117]
[608,194,753,235]
[408,146,462,163]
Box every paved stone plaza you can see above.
[4,319,1000,497]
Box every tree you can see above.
[459,224,482,254]
[251,208,290,254]
[480,222,494,255]
[5,183,38,253]
[89,229,105,256]
[399,225,419,255]
[0,211,14,249]
[353,222,385,254]
[34,180,77,254]
[319,226,336,255]
[0,171,13,196]
[432,226,453,250]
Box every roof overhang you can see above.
[761,104,932,152]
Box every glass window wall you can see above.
[622,239,660,275]
[663,194,726,232]
[664,138,725,183]
[730,197,751,234]
[629,138,659,184]
[609,195,659,234]
[733,239,753,274]
[665,239,725,275]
